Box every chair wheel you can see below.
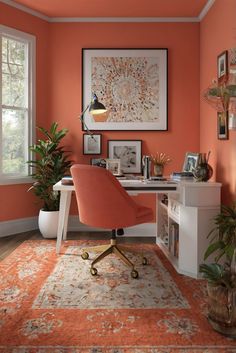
[142,257,148,265]
[90,267,98,276]
[81,252,89,260]
[131,269,139,279]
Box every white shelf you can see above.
[157,182,221,278]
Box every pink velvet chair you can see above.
[70,164,153,278]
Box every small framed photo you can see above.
[108,140,142,174]
[182,152,200,172]
[106,159,121,176]
[217,111,229,140]
[90,158,106,168]
[217,50,228,83]
[83,134,102,155]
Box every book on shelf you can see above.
[169,223,179,258]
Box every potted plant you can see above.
[199,203,236,337]
[150,152,171,177]
[28,122,72,238]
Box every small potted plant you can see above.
[150,152,171,176]
[199,203,236,337]
[28,122,72,238]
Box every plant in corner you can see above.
[199,203,236,337]
[28,122,72,238]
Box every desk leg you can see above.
[56,190,72,254]
[156,194,160,240]
[63,191,72,240]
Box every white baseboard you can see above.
[0,217,38,237]
[0,215,156,238]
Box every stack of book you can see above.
[170,171,194,181]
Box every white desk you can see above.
[53,179,221,278]
[53,179,178,253]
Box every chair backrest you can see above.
[70,164,139,229]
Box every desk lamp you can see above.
[80,93,107,138]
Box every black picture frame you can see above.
[217,111,229,140]
[107,139,142,174]
[83,133,102,155]
[217,50,228,83]
[82,48,168,131]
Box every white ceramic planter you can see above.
[38,209,59,238]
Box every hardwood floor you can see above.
[0,230,155,261]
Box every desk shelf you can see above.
[157,182,221,278]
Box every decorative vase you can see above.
[38,209,59,238]
[153,164,164,177]
[193,153,213,182]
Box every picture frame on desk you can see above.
[108,140,142,174]
[83,133,102,155]
[182,152,200,172]
[82,48,168,131]
[106,159,121,176]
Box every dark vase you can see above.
[193,153,213,182]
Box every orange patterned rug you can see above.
[0,239,236,352]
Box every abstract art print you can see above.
[108,140,142,174]
[83,133,102,154]
[82,48,168,131]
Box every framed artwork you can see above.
[217,50,228,82]
[106,159,121,176]
[82,48,168,131]
[108,140,142,174]
[90,158,106,168]
[217,111,229,140]
[83,134,102,155]
[182,152,200,172]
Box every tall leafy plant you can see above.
[200,203,236,289]
[28,122,72,211]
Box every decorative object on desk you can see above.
[182,152,200,172]
[200,203,236,337]
[203,48,236,132]
[142,155,151,179]
[108,140,142,173]
[83,133,102,155]
[27,122,72,238]
[192,151,213,182]
[151,152,171,176]
[79,93,107,135]
[82,48,168,131]
[106,159,121,176]
[217,111,229,140]
[90,158,106,168]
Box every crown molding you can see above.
[49,17,199,23]
[199,0,215,21]
[0,0,49,21]
[0,0,215,23]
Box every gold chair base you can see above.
[81,239,135,269]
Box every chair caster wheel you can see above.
[142,257,148,265]
[131,269,139,279]
[81,252,89,260]
[90,267,98,276]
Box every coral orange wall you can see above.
[48,22,200,215]
[0,2,50,221]
[200,0,236,205]
[0,3,200,221]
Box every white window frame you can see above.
[0,25,35,185]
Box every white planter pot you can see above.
[38,209,59,238]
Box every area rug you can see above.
[0,240,236,353]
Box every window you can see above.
[0,25,35,184]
